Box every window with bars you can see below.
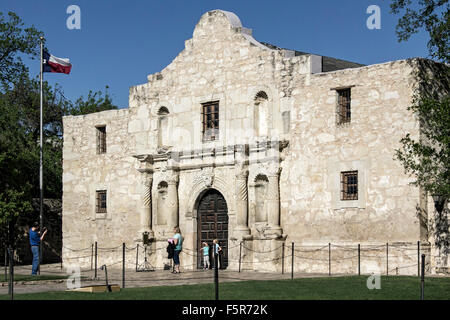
[202,101,219,141]
[337,88,351,124]
[341,171,358,201]
[96,126,106,154]
[96,190,107,213]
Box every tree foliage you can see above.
[69,86,118,116]
[390,0,450,63]
[395,88,450,201]
[0,11,43,89]
[0,10,118,247]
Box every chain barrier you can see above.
[62,245,92,252]
[294,245,329,253]
[240,244,284,254]
[12,241,436,290]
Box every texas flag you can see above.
[43,50,72,74]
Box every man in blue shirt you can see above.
[29,222,47,275]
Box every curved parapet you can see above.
[192,9,274,51]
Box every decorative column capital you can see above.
[235,169,249,180]
[167,172,179,186]
[267,163,282,177]
[235,160,249,180]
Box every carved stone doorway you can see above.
[196,189,229,269]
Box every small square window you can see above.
[341,171,358,201]
[96,190,107,213]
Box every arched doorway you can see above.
[197,189,229,269]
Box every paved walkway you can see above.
[1,263,332,295]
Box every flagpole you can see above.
[39,36,44,275]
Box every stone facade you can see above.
[62,10,448,274]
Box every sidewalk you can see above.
[1,263,329,295]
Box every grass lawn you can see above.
[0,274,68,283]
[0,276,449,300]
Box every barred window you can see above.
[202,101,219,141]
[337,88,351,124]
[341,171,358,201]
[96,190,107,213]
[96,126,106,154]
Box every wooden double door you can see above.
[197,189,228,269]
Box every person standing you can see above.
[200,242,210,270]
[213,239,222,269]
[29,222,47,275]
[172,226,183,274]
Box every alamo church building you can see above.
[62,10,448,274]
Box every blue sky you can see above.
[1,0,430,109]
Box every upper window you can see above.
[341,171,358,201]
[202,101,219,141]
[337,88,351,124]
[96,190,107,213]
[96,126,106,154]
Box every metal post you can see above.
[101,265,111,292]
[8,247,13,300]
[39,36,44,276]
[421,254,425,300]
[328,243,331,276]
[135,244,139,272]
[291,242,294,279]
[214,252,219,301]
[386,243,389,276]
[282,243,285,275]
[358,244,361,276]
[122,243,125,289]
[4,245,7,282]
[94,242,97,279]
[417,241,420,277]
[238,242,242,273]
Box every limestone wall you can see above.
[281,60,420,242]
[61,10,438,274]
[62,108,142,268]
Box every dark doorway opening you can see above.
[196,189,228,269]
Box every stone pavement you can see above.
[0,263,332,295]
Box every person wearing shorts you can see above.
[200,242,210,270]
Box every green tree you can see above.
[0,10,118,249]
[394,67,450,205]
[0,11,43,89]
[390,0,449,63]
[69,86,118,116]
[391,1,450,258]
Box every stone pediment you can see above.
[192,10,274,51]
[146,10,279,84]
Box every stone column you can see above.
[167,173,179,230]
[266,166,282,237]
[138,169,153,239]
[135,155,155,241]
[235,167,251,237]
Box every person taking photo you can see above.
[29,222,47,275]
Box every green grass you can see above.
[0,274,68,283]
[0,276,449,300]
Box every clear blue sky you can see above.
[1,0,430,109]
